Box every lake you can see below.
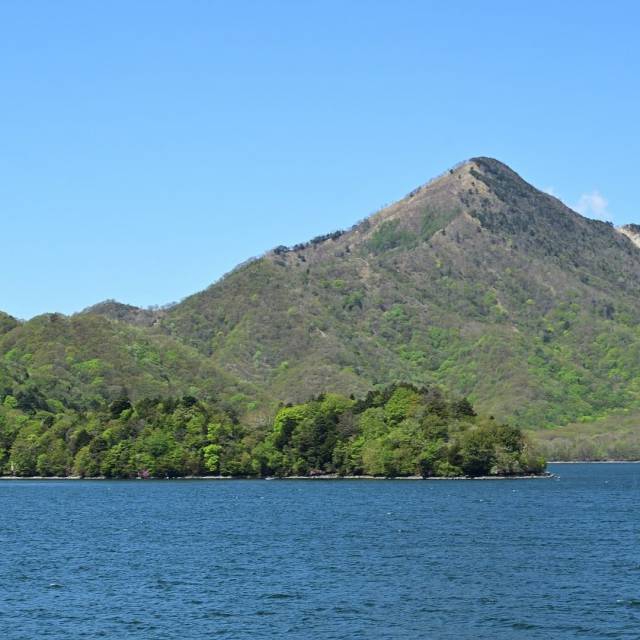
[0,463,638,639]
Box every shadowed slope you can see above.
[0,311,19,336]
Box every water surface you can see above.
[1,464,638,639]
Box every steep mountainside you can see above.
[3,157,640,431]
[161,158,640,426]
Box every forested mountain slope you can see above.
[160,158,640,426]
[0,313,251,412]
[4,157,640,431]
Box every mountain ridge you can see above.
[3,157,640,433]
[79,300,165,328]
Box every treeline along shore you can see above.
[0,384,545,479]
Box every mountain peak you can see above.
[364,156,537,236]
[268,157,551,261]
[468,156,517,172]
[467,156,538,194]
[400,156,534,207]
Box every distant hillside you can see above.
[528,408,640,461]
[0,313,252,412]
[80,300,162,327]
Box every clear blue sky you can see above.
[2,1,639,319]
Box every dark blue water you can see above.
[0,464,639,639]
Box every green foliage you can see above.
[255,384,541,478]
[0,312,254,413]
[0,312,19,336]
[420,206,459,240]
[0,384,543,478]
[366,220,416,254]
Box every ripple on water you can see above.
[0,465,639,640]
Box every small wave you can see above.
[262,592,299,600]
[333,606,360,614]
[510,621,538,630]
[618,598,640,608]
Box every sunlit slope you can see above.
[0,313,248,410]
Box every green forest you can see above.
[0,384,545,478]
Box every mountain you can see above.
[158,158,640,427]
[3,157,640,435]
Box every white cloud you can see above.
[543,186,557,197]
[573,190,611,221]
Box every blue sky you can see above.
[2,1,639,319]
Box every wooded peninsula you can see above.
[0,384,545,479]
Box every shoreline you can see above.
[0,472,555,481]
[2,462,637,481]
[548,460,640,464]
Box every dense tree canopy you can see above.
[0,384,544,478]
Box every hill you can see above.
[80,300,163,327]
[0,312,252,413]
